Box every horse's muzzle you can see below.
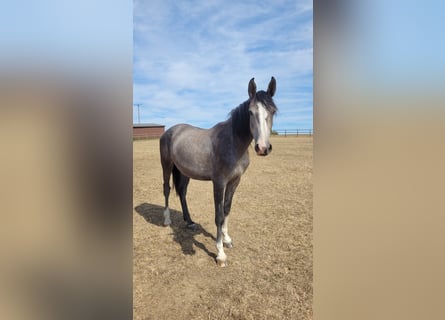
[255,143,272,156]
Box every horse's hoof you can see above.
[186,223,198,231]
[162,220,172,227]
[216,258,227,267]
[223,242,233,249]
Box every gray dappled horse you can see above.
[159,77,277,267]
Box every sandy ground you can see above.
[133,136,313,319]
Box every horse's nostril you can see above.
[255,143,271,155]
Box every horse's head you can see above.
[248,77,277,156]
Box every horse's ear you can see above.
[248,77,256,100]
[267,76,276,97]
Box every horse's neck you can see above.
[231,123,252,157]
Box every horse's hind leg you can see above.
[173,167,197,230]
[161,161,173,226]
[179,180,197,230]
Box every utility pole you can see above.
[133,103,143,124]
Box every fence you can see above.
[274,129,313,136]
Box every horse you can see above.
[159,77,277,267]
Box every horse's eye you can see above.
[249,110,254,116]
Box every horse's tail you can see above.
[172,165,183,196]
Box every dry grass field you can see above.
[133,136,313,320]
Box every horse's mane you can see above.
[230,100,250,136]
[229,90,277,137]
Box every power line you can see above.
[133,103,143,124]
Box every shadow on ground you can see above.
[134,203,216,260]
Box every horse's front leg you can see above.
[222,176,241,248]
[213,181,227,267]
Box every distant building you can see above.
[133,123,165,139]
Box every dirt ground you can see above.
[133,136,313,320]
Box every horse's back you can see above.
[161,124,211,148]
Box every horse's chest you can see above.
[219,152,249,179]
[232,163,248,178]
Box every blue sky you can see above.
[133,0,313,130]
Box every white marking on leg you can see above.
[163,207,171,226]
[216,239,227,263]
[222,216,232,246]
